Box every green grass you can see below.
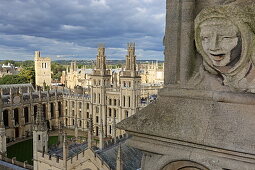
[7,136,61,165]
[7,139,33,165]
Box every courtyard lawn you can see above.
[7,136,60,165]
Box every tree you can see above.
[51,62,66,81]
[0,66,35,85]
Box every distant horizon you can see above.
[0,59,164,62]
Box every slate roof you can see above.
[96,137,143,170]
[49,142,88,159]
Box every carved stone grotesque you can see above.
[195,3,255,92]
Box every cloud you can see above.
[0,0,165,61]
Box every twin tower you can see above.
[34,43,137,87]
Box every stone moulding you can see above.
[117,88,255,169]
[159,88,255,105]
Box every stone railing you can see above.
[1,155,33,170]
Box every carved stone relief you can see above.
[194,3,255,92]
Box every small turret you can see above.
[99,119,104,150]
[33,103,48,170]
[116,144,123,170]
[112,117,117,143]
[87,116,93,149]
[96,44,106,70]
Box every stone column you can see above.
[179,0,196,84]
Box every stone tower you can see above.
[125,42,136,74]
[0,92,6,159]
[119,43,141,125]
[34,51,51,87]
[91,44,111,136]
[33,103,48,170]
[96,44,106,70]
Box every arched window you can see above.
[3,110,9,127]
[109,125,112,134]
[24,107,29,123]
[14,108,19,125]
[34,105,37,121]
[109,108,112,117]
[50,103,54,118]
[96,126,99,136]
[65,118,68,126]
[58,102,62,117]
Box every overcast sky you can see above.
[0,0,165,61]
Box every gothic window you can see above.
[45,63,47,68]
[96,106,99,113]
[125,110,129,118]
[72,110,75,117]
[43,104,47,119]
[114,99,117,106]
[93,93,96,103]
[98,94,100,104]
[79,120,82,127]
[50,103,54,119]
[128,96,131,107]
[87,103,90,109]
[38,135,40,140]
[42,63,44,68]
[109,125,112,134]
[109,108,112,117]
[87,112,89,118]
[65,118,68,126]
[14,108,19,126]
[72,119,75,125]
[96,126,99,136]
[3,110,9,127]
[24,107,29,123]
[123,96,126,107]
[114,109,117,118]
[109,99,112,105]
[96,116,99,123]
[58,102,62,117]
[34,105,37,121]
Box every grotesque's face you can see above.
[200,18,239,67]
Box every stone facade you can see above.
[61,62,92,89]
[140,61,164,85]
[34,51,51,87]
[118,0,255,170]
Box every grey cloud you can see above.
[0,0,165,60]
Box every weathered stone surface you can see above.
[118,88,255,155]
[118,0,255,169]
[118,88,255,169]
